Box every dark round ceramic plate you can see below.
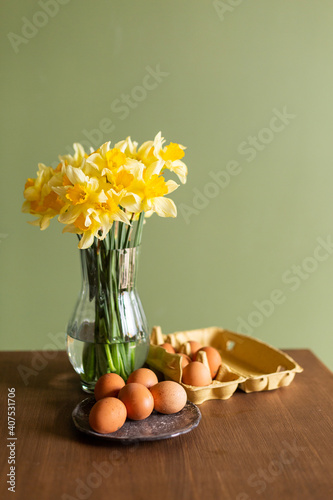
[72,397,201,442]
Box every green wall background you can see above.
[1,0,333,369]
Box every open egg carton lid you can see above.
[146,326,303,405]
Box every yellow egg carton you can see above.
[146,326,303,405]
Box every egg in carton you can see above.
[146,326,303,405]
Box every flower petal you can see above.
[113,209,131,225]
[58,205,82,224]
[144,160,164,179]
[24,187,39,201]
[167,159,188,184]
[62,224,82,234]
[165,179,179,194]
[99,141,111,158]
[78,231,95,249]
[40,215,52,230]
[151,197,177,218]
[120,194,142,213]
[66,165,87,185]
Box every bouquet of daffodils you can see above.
[22,132,188,385]
[22,132,187,248]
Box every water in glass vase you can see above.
[67,334,150,392]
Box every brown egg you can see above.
[127,368,158,389]
[94,373,125,401]
[194,346,222,378]
[160,342,175,354]
[187,340,202,359]
[89,397,127,434]
[118,383,154,420]
[179,353,191,369]
[182,361,212,387]
[150,381,187,414]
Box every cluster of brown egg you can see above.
[89,368,187,434]
[159,341,222,386]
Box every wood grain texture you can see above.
[0,350,332,500]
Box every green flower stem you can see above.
[82,343,96,382]
[117,220,124,249]
[125,341,130,362]
[133,212,145,247]
[110,224,116,250]
[104,344,116,372]
[110,252,122,333]
[110,344,127,380]
[130,342,136,371]
[118,343,129,379]
[112,278,122,332]
[123,214,134,248]
[96,344,110,376]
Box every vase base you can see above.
[80,381,96,394]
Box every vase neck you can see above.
[79,244,140,293]
[112,247,139,289]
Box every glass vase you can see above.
[66,241,150,392]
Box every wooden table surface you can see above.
[1,349,332,500]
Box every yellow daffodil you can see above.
[153,133,187,184]
[117,132,163,169]
[136,134,161,167]
[85,142,127,178]
[116,132,188,184]
[22,163,65,229]
[114,136,138,158]
[120,168,179,217]
[53,165,130,249]
[59,142,88,169]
